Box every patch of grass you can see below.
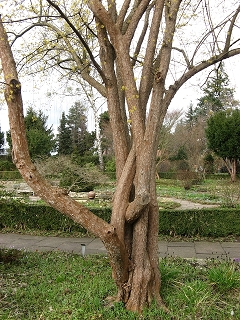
[0,248,23,264]
[156,181,222,205]
[158,200,181,210]
[1,250,240,319]
[208,262,240,293]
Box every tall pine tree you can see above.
[57,112,73,155]
[7,107,56,159]
[195,63,238,119]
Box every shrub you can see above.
[0,171,22,180]
[35,156,108,192]
[0,160,16,171]
[159,208,240,237]
[0,201,111,233]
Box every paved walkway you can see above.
[0,233,239,261]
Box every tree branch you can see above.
[45,0,106,82]
[224,5,240,52]
[165,47,240,108]
[139,0,164,111]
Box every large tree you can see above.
[0,1,240,313]
[206,109,240,182]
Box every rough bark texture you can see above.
[1,0,240,314]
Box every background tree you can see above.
[80,84,105,171]
[206,109,240,182]
[0,127,4,154]
[194,64,239,120]
[1,1,240,314]
[67,101,95,157]
[99,111,114,158]
[57,112,73,155]
[156,109,183,177]
[7,107,56,159]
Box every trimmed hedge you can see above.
[159,209,240,237]
[0,202,240,237]
[0,171,22,180]
[0,202,111,233]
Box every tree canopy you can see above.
[57,112,73,155]
[57,102,95,157]
[7,107,56,159]
[188,64,239,121]
[1,0,240,314]
[206,109,240,181]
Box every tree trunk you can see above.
[110,184,165,313]
[225,158,237,182]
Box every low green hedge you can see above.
[159,208,240,237]
[0,202,111,234]
[0,202,240,237]
[0,171,22,180]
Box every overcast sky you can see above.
[1,53,239,139]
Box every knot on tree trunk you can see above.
[5,79,21,101]
[125,192,150,223]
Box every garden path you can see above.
[159,197,219,210]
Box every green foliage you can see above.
[72,154,99,166]
[208,263,240,293]
[105,157,116,171]
[0,171,22,180]
[169,146,188,161]
[57,112,73,155]
[0,127,4,152]
[184,102,197,127]
[56,102,96,157]
[104,158,116,179]
[25,107,56,158]
[0,159,15,171]
[203,153,215,173]
[7,107,56,159]
[206,108,240,160]
[159,208,240,237]
[195,64,238,119]
[0,201,111,233]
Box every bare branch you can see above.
[117,0,131,30]
[46,0,106,82]
[165,47,240,107]
[224,5,240,52]
[139,0,164,110]
[172,47,191,69]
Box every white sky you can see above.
[0,54,239,137]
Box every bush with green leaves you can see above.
[35,155,108,192]
[0,160,16,171]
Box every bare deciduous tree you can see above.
[0,0,240,313]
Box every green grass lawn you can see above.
[1,249,240,319]
[155,177,240,207]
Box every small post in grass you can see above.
[81,243,86,257]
